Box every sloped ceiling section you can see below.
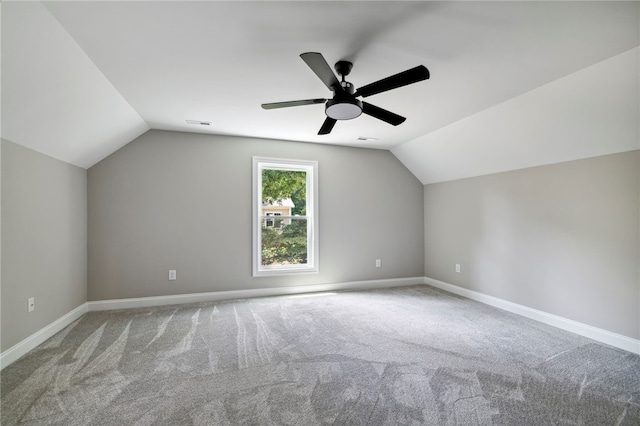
[393,47,640,184]
[1,1,639,177]
[1,2,148,169]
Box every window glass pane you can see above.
[260,168,308,268]
[261,169,307,215]
[261,218,308,267]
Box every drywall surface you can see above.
[394,47,639,184]
[1,140,87,351]
[424,151,640,339]
[88,130,424,300]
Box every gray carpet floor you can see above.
[1,285,639,425]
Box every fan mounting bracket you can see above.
[334,61,353,78]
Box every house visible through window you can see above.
[264,212,279,228]
[252,157,318,276]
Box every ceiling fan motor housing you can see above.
[326,80,362,120]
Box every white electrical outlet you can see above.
[455,264,461,273]
[169,270,177,280]
[28,297,35,312]
[376,259,381,268]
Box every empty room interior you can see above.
[1,1,639,424]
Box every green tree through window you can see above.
[261,169,306,215]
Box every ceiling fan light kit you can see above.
[326,97,362,120]
[261,52,429,135]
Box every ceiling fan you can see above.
[261,52,430,135]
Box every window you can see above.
[265,212,280,228]
[253,157,318,276]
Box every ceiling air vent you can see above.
[186,120,211,126]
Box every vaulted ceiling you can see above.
[2,1,638,183]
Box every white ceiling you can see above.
[2,1,639,182]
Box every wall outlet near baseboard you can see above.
[28,297,35,312]
[455,264,461,273]
[169,270,177,281]
[375,259,381,268]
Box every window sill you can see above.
[253,266,319,277]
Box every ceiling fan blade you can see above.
[318,117,337,135]
[261,98,326,110]
[355,65,429,98]
[300,52,342,92]
[362,102,406,126]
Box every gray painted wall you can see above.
[424,150,640,339]
[1,140,87,351]
[88,130,425,300]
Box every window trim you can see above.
[252,157,319,277]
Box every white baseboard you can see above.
[87,277,424,311]
[424,277,640,355]
[6,276,635,371]
[0,303,88,370]
[0,278,422,369]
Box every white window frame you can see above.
[252,157,319,277]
